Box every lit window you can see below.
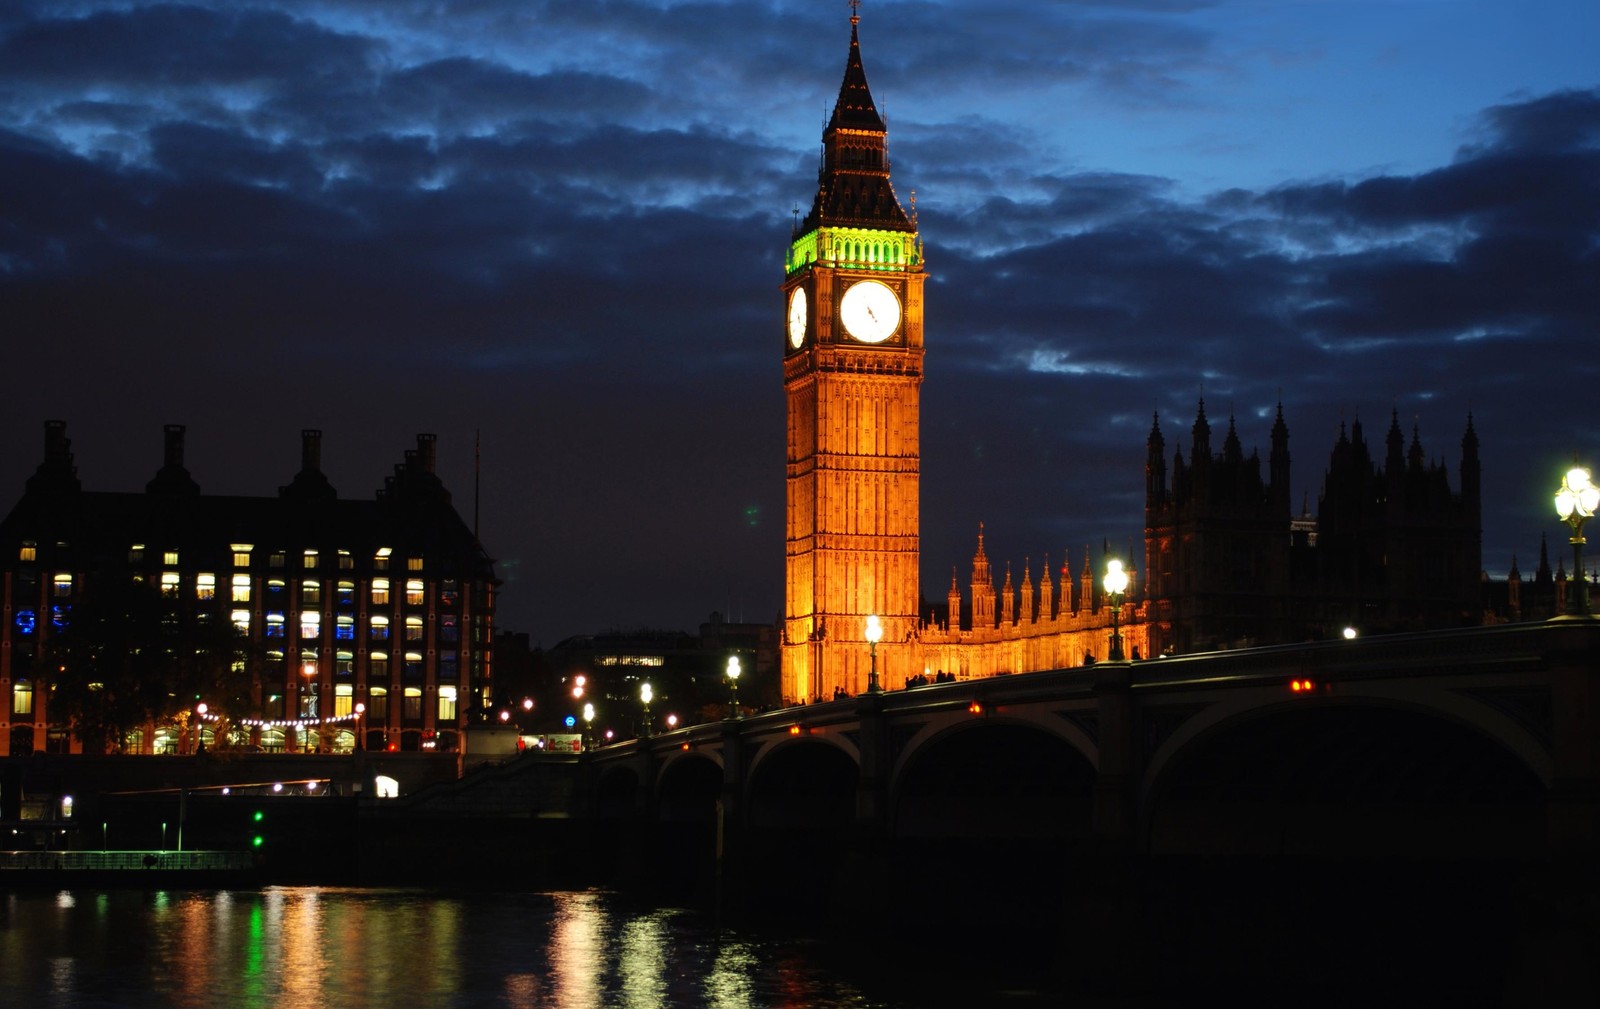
[407,557,424,572]
[300,611,321,639]
[440,580,459,607]
[335,683,354,717]
[300,682,319,718]
[336,615,355,641]
[405,616,424,642]
[438,685,457,721]
[374,547,392,571]
[53,573,73,597]
[301,648,319,679]
[403,687,423,720]
[163,550,179,566]
[372,579,390,605]
[266,613,285,638]
[12,680,33,716]
[196,573,216,600]
[336,650,354,677]
[232,610,251,633]
[371,652,390,682]
[338,550,353,570]
[129,544,145,563]
[19,541,36,562]
[405,580,424,606]
[404,651,423,678]
[440,614,459,643]
[369,686,389,719]
[303,549,319,569]
[231,544,253,567]
[370,615,390,640]
[267,579,286,600]
[336,581,355,606]
[269,552,285,568]
[160,572,180,598]
[15,609,37,635]
[302,580,321,605]
[232,574,252,602]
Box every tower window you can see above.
[19,541,36,562]
[303,549,319,569]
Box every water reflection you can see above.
[0,888,912,1009]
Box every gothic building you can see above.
[1144,403,1482,654]
[779,9,1144,703]
[0,422,496,756]
[778,11,1483,704]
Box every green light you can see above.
[251,836,264,848]
[252,810,264,823]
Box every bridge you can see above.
[581,620,1599,1000]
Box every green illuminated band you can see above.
[787,226,921,275]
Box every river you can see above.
[0,886,1064,1009]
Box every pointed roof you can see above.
[830,11,885,132]
[800,6,912,234]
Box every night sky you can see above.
[2,1,1596,646]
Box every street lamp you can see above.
[355,702,366,751]
[582,702,595,751]
[865,614,883,692]
[1555,463,1600,617]
[640,682,653,738]
[1103,559,1129,662]
[726,655,742,718]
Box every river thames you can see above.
[0,886,1068,1009]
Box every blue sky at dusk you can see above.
[2,0,1596,644]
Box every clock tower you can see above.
[782,5,924,703]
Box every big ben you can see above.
[782,4,924,703]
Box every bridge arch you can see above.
[1143,696,1548,858]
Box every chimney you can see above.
[301,429,323,473]
[417,434,437,474]
[146,423,200,496]
[164,424,186,470]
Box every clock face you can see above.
[839,280,900,344]
[788,287,807,349]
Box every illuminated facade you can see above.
[0,422,496,756]
[780,11,1145,703]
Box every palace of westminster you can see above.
[0,9,1561,754]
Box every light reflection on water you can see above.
[0,888,914,1009]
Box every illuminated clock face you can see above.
[839,280,900,344]
[788,287,807,349]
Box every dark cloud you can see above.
[0,1,1594,643]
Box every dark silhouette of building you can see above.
[0,421,496,756]
[1144,402,1482,653]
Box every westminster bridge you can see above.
[576,619,1599,999]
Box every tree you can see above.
[45,572,244,753]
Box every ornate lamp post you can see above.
[1555,463,1600,617]
[865,614,883,692]
[581,702,595,751]
[1103,559,1129,662]
[726,655,742,718]
[639,681,653,738]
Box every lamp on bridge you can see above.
[582,702,595,751]
[1555,463,1600,618]
[639,681,653,738]
[726,655,742,719]
[1103,559,1129,662]
[865,614,883,692]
